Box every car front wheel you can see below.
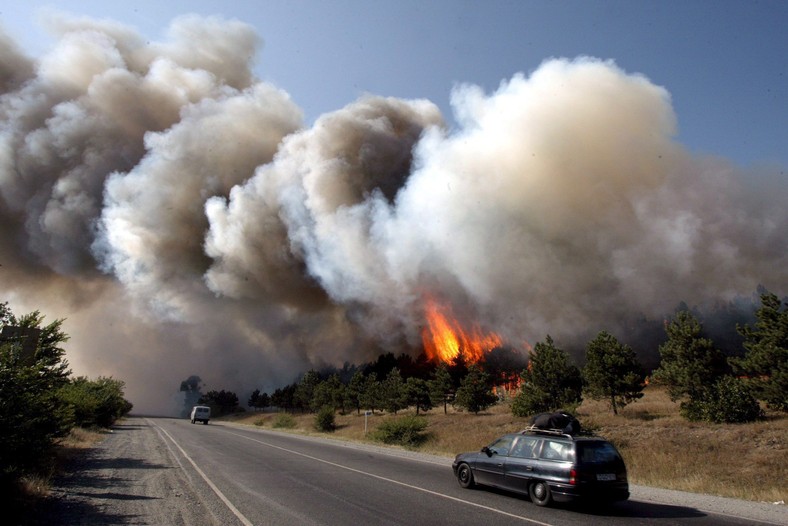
[456,463,475,489]
[530,481,552,506]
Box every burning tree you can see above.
[420,295,502,364]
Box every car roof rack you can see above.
[520,425,575,439]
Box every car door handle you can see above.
[525,466,533,471]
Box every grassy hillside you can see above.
[226,386,786,504]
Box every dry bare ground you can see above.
[228,386,786,505]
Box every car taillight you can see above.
[569,468,577,485]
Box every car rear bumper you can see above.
[549,482,630,503]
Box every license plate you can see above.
[596,473,616,481]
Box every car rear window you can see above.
[539,439,573,461]
[578,441,622,463]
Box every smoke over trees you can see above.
[1,14,786,414]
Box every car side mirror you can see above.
[482,446,493,457]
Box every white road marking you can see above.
[227,429,556,526]
[148,419,254,526]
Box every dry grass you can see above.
[227,386,786,504]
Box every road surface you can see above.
[34,416,787,526]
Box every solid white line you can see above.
[227,429,555,526]
[148,419,254,526]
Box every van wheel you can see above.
[202,420,208,425]
[190,419,195,424]
[530,481,552,507]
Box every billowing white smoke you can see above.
[1,14,785,413]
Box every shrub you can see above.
[372,415,428,447]
[272,413,296,429]
[57,376,132,428]
[681,376,763,423]
[314,406,336,432]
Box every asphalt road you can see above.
[36,416,786,526]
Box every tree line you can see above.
[210,290,787,426]
[1,302,133,492]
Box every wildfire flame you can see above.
[420,296,502,364]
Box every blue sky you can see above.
[2,0,786,168]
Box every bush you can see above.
[681,376,763,423]
[272,413,296,429]
[314,406,336,432]
[372,415,428,447]
[57,376,133,428]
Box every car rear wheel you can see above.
[530,481,552,506]
[457,463,475,489]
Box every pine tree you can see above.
[653,310,728,402]
[583,331,645,414]
[454,364,498,414]
[734,291,788,410]
[428,363,454,414]
[512,335,582,417]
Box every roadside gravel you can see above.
[30,419,227,526]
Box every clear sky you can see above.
[2,0,786,168]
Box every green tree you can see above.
[313,374,346,413]
[0,305,73,482]
[248,389,261,410]
[733,291,788,410]
[583,331,645,414]
[653,310,728,402]
[271,383,297,412]
[360,373,383,414]
[199,390,240,415]
[294,370,321,412]
[382,368,408,414]
[512,336,582,417]
[428,363,454,414]
[346,370,366,414]
[404,377,433,415]
[454,364,498,414]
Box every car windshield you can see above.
[578,442,621,463]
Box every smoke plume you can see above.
[1,14,785,413]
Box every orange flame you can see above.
[420,296,502,364]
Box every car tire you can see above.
[190,419,194,424]
[530,481,552,507]
[456,463,475,489]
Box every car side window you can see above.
[510,436,539,458]
[488,436,515,456]
[540,439,572,461]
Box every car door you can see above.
[532,438,573,486]
[472,435,514,487]
[503,436,541,494]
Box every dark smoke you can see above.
[1,15,785,413]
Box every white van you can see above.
[190,405,210,424]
